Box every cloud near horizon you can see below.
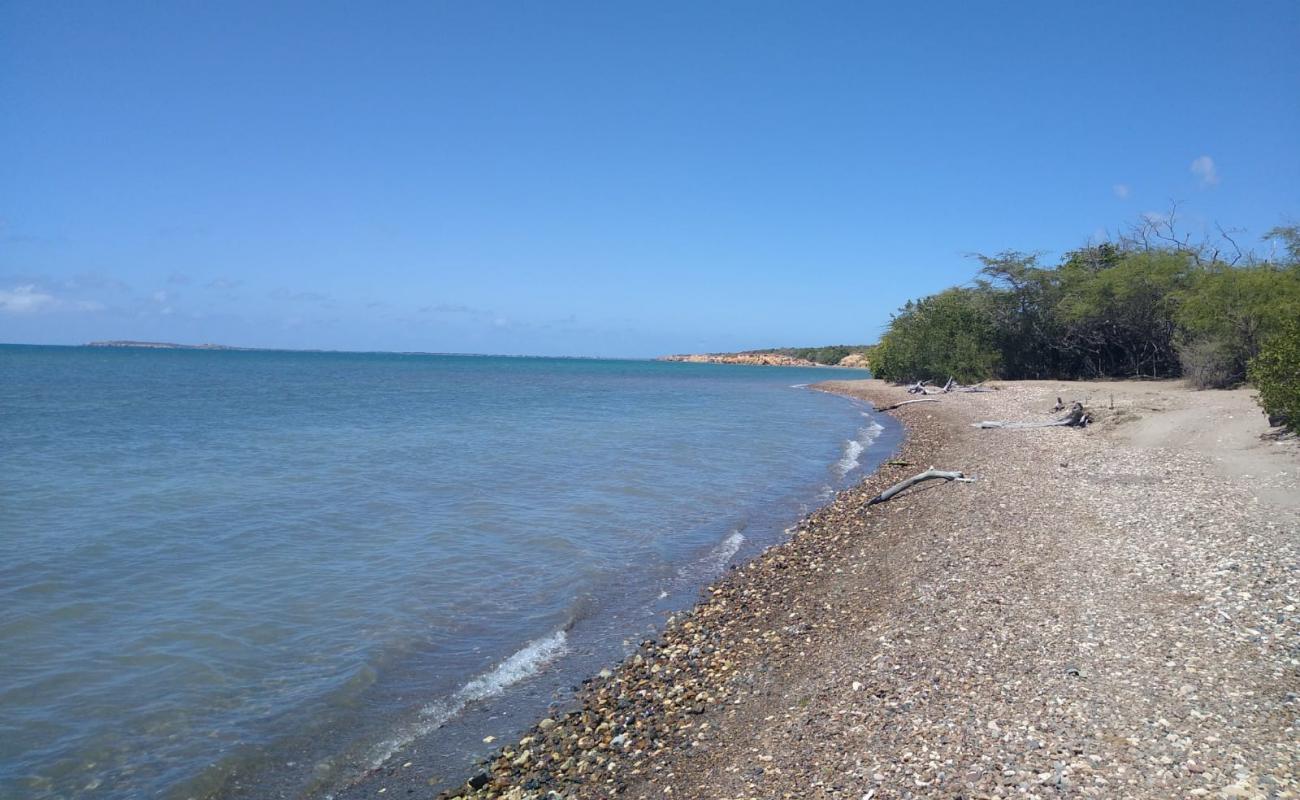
[0,284,105,314]
[0,284,58,313]
[1190,155,1219,186]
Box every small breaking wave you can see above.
[367,630,569,769]
[833,416,886,480]
[703,530,745,573]
[677,529,746,581]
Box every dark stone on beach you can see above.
[467,772,489,790]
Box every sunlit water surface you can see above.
[0,346,898,798]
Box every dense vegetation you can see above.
[1248,318,1300,431]
[870,220,1300,431]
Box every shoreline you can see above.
[323,384,901,800]
[375,379,1297,799]
[407,380,947,798]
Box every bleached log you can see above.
[867,468,975,506]
[906,380,931,395]
[940,376,956,393]
[877,398,941,412]
[974,401,1090,429]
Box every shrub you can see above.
[871,288,1000,384]
[1248,318,1300,432]
[1177,337,1243,389]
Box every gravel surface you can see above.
[430,380,1298,800]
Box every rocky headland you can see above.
[658,352,825,367]
[658,347,871,368]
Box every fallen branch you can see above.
[867,467,975,506]
[877,397,941,412]
[906,380,932,395]
[974,401,1091,429]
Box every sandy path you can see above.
[442,380,1298,800]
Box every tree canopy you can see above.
[869,221,1300,430]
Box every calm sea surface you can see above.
[0,346,898,798]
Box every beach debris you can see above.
[974,401,1092,429]
[906,377,995,395]
[866,468,975,506]
[877,398,941,412]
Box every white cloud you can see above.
[1190,155,1219,186]
[0,284,58,313]
[1113,183,1130,199]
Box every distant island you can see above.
[86,340,251,350]
[659,345,871,368]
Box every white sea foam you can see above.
[834,417,886,480]
[367,630,569,768]
[789,383,810,389]
[836,439,866,477]
[705,530,745,572]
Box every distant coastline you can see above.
[64,341,873,367]
[658,346,871,368]
[85,340,252,350]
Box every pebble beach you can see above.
[415,378,1298,800]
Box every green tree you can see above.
[871,288,1000,383]
[1176,262,1300,387]
[1248,317,1300,432]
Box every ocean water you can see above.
[0,346,898,799]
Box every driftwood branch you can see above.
[867,468,975,506]
[974,401,1091,429]
[905,378,996,395]
[877,397,941,412]
[902,378,997,396]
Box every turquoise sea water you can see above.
[0,346,897,798]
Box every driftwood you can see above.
[906,378,996,395]
[868,468,975,506]
[974,401,1091,429]
[877,397,941,412]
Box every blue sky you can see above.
[2,1,1298,356]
